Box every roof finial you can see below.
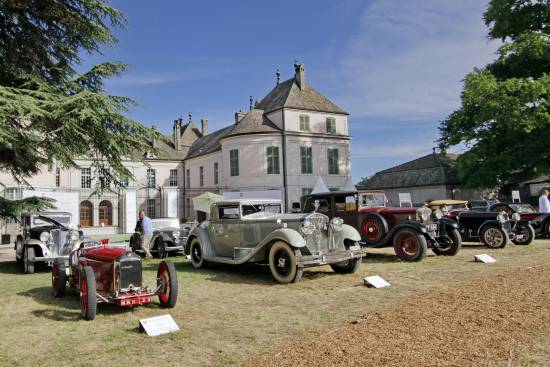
[432,147,436,154]
[188,112,192,123]
[294,59,298,68]
[276,68,280,85]
[249,96,253,111]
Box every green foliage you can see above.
[439,0,550,188]
[0,0,160,218]
[0,196,55,220]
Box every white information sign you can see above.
[139,314,180,337]
[364,275,391,288]
[124,190,137,234]
[512,190,521,203]
[398,193,412,208]
[166,191,178,218]
[474,254,496,263]
[22,190,79,226]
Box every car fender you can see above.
[477,220,503,237]
[23,240,48,257]
[390,221,428,236]
[333,224,361,244]
[438,217,459,230]
[186,226,215,257]
[257,228,307,249]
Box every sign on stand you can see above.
[474,254,496,263]
[364,275,391,288]
[139,314,180,336]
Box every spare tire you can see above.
[361,213,389,245]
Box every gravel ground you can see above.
[242,262,550,367]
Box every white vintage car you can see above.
[185,199,366,284]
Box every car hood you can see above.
[241,213,310,222]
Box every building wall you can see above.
[284,109,348,135]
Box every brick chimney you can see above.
[294,62,306,90]
[173,119,181,151]
[235,109,246,124]
[201,118,208,136]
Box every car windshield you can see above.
[242,203,281,217]
[509,204,537,214]
[33,215,71,227]
[151,219,179,229]
[359,192,386,207]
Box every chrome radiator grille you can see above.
[50,229,70,255]
[302,213,330,254]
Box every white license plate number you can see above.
[515,234,524,240]
[427,224,438,231]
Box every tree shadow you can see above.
[363,252,401,263]
[0,260,21,274]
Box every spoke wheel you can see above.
[52,258,67,297]
[512,224,535,246]
[24,246,35,274]
[157,261,178,308]
[481,225,508,249]
[157,239,167,259]
[80,266,97,320]
[432,228,462,256]
[393,228,427,262]
[361,214,388,245]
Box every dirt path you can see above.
[242,263,550,367]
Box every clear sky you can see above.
[83,0,500,183]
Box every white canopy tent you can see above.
[311,176,330,194]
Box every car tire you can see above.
[512,223,535,245]
[52,258,67,297]
[543,220,550,237]
[268,241,303,284]
[330,256,362,274]
[156,238,167,259]
[23,246,36,274]
[361,213,389,245]
[432,228,462,256]
[130,234,139,253]
[15,237,23,266]
[189,238,205,268]
[157,261,178,308]
[80,266,97,320]
[480,224,509,248]
[393,228,427,262]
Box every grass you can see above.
[0,240,550,366]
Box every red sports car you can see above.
[51,238,178,320]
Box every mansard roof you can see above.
[256,78,348,115]
[225,109,280,138]
[186,125,235,160]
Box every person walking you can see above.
[136,210,154,259]
[539,189,550,213]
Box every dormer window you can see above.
[299,115,310,131]
[326,117,336,133]
[145,151,156,158]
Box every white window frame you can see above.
[169,169,178,187]
[81,168,91,189]
[146,168,156,188]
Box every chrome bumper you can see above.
[297,246,367,267]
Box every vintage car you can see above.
[129,217,189,258]
[301,191,462,262]
[185,199,366,284]
[51,238,178,320]
[489,202,550,238]
[431,200,536,247]
[15,212,82,274]
[467,199,500,211]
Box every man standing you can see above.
[539,189,550,213]
[136,210,154,259]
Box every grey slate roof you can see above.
[186,125,235,160]
[363,153,459,189]
[256,78,348,115]
[225,109,280,138]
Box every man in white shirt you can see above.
[539,189,550,213]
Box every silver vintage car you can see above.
[185,199,366,284]
[129,217,189,258]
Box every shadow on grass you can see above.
[0,260,51,274]
[363,252,401,263]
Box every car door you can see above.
[210,205,241,257]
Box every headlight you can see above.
[330,217,344,232]
[435,211,443,219]
[172,230,181,239]
[511,213,521,222]
[420,212,429,222]
[300,219,315,235]
[497,212,507,224]
[39,231,50,243]
[70,230,80,241]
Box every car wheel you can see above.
[480,225,509,248]
[268,241,303,284]
[80,266,97,320]
[157,261,178,308]
[52,258,67,297]
[393,228,427,262]
[512,224,535,245]
[361,213,388,245]
[15,237,23,266]
[130,234,139,253]
[330,257,362,274]
[156,238,167,259]
[23,246,35,274]
[543,220,550,237]
[189,238,205,268]
[432,228,462,256]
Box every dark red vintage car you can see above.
[51,238,178,320]
[301,191,461,262]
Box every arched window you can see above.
[80,201,93,227]
[98,200,112,226]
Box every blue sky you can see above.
[83,0,500,183]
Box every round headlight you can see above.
[497,212,506,224]
[435,211,443,219]
[330,217,344,231]
[70,230,80,241]
[420,212,429,222]
[39,231,50,243]
[300,219,315,235]
[511,213,521,222]
[172,230,181,239]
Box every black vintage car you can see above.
[489,203,550,238]
[130,217,189,258]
